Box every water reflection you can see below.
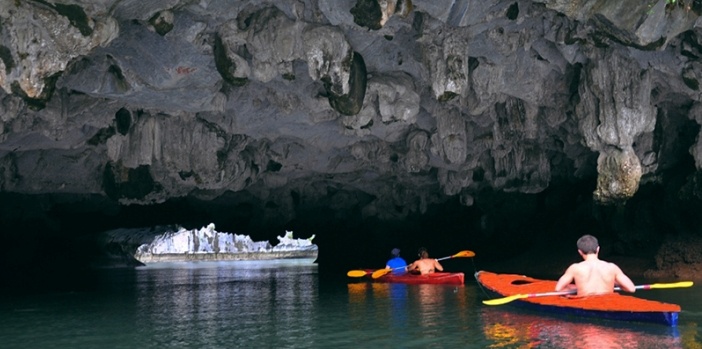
[415,284,448,332]
[133,260,318,348]
[480,307,682,349]
[389,283,409,331]
[347,282,469,341]
[681,322,702,349]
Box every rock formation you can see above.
[133,223,318,263]
[2,0,702,276]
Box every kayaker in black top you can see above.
[555,234,636,296]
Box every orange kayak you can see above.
[365,270,465,285]
[476,271,681,326]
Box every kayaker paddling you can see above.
[407,247,444,275]
[555,234,636,296]
[385,248,407,275]
[477,270,687,326]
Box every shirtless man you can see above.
[407,247,443,275]
[555,234,636,296]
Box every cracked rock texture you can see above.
[3,0,702,276]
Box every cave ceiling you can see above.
[2,0,702,231]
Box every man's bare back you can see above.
[556,234,636,296]
[555,250,636,296]
[408,258,443,275]
[408,248,444,275]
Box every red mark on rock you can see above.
[176,66,197,75]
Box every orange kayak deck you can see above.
[476,271,680,326]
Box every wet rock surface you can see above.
[645,235,702,280]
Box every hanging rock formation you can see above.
[2,0,702,274]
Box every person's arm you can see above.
[433,259,443,272]
[613,264,636,293]
[555,265,576,291]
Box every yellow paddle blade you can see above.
[371,268,391,279]
[648,281,694,289]
[482,290,575,306]
[347,270,368,278]
[453,250,476,258]
[482,294,528,306]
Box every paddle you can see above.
[370,250,476,279]
[347,270,370,277]
[482,281,694,306]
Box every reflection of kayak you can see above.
[480,307,681,348]
[366,270,465,285]
[475,271,681,326]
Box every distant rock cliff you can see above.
[134,223,318,263]
[2,0,702,275]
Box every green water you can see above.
[0,260,700,348]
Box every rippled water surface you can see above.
[1,261,701,348]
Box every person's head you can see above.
[391,248,400,257]
[577,234,599,255]
[418,247,428,258]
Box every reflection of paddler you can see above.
[348,282,410,333]
[389,283,409,332]
[480,307,681,349]
[389,283,407,301]
[414,284,446,328]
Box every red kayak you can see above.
[476,271,682,326]
[367,270,465,285]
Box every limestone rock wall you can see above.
[1,0,702,238]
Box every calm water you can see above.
[1,260,701,349]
